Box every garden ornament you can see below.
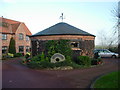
[51,53,65,63]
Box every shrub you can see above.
[27,60,54,69]
[25,52,31,59]
[66,56,72,63]
[7,53,14,58]
[40,52,45,61]
[14,53,23,57]
[2,54,8,60]
[8,37,16,54]
[91,58,102,65]
[27,52,75,69]
[76,56,91,66]
[31,54,41,62]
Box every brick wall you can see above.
[15,23,31,55]
[31,35,95,57]
[2,34,12,47]
[2,23,31,55]
[31,35,95,41]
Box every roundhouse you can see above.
[31,22,95,58]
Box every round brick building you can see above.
[31,22,95,57]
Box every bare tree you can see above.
[111,1,120,57]
[96,29,117,49]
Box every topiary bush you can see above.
[8,37,16,54]
[76,56,91,66]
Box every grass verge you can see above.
[93,71,119,88]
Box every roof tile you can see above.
[1,17,32,35]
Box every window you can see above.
[19,46,24,52]
[19,33,24,40]
[71,42,79,48]
[26,36,29,41]
[2,34,7,40]
[2,22,9,27]
[26,46,30,52]
[2,46,7,54]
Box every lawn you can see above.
[93,71,119,88]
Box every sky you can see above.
[0,0,119,45]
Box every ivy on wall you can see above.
[45,40,73,60]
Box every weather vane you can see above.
[60,13,65,22]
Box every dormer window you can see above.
[2,22,9,27]
[19,33,24,40]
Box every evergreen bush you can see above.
[14,53,23,57]
[76,56,91,66]
[8,37,16,54]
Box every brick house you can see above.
[0,17,32,56]
[31,22,95,58]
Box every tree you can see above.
[111,1,120,57]
[8,37,16,54]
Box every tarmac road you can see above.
[2,58,119,88]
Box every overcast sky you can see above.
[0,0,119,45]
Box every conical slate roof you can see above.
[32,22,95,37]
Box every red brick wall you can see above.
[31,35,95,57]
[2,23,31,55]
[2,34,12,47]
[31,35,95,41]
[15,23,31,55]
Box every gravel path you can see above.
[2,58,119,88]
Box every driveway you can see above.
[2,58,119,88]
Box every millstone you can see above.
[51,53,65,63]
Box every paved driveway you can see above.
[2,58,119,88]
